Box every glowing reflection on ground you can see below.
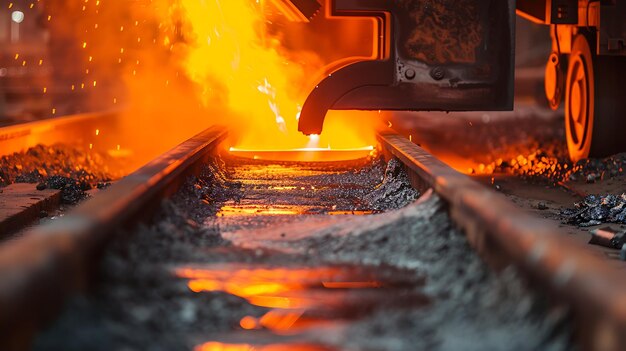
[176,263,428,346]
[177,265,383,312]
[195,342,333,351]
[217,206,376,217]
[326,210,375,216]
[228,147,375,162]
[217,205,309,217]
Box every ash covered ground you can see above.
[391,107,626,259]
[0,144,120,204]
[389,106,626,185]
[35,155,571,351]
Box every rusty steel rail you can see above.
[0,125,228,348]
[378,131,626,351]
[2,125,624,349]
[0,111,121,156]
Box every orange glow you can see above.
[33,0,381,170]
[217,205,375,217]
[217,205,306,217]
[178,264,410,347]
[448,150,579,182]
[322,282,381,289]
[229,146,375,153]
[228,144,376,162]
[188,279,222,293]
[258,309,304,331]
[166,0,379,154]
[195,343,255,351]
[195,342,330,351]
[246,296,309,309]
[239,316,259,330]
[326,210,375,216]
[177,266,383,311]
[179,266,340,282]
[268,186,298,190]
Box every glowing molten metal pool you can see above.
[227,145,376,162]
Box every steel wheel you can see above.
[565,33,626,161]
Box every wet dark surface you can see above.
[214,156,418,233]
[34,155,570,351]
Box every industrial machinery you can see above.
[517,0,626,161]
[287,0,626,162]
[293,0,516,135]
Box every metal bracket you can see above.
[298,0,516,135]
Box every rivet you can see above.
[430,67,445,80]
[405,69,416,80]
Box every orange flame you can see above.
[167,0,379,153]
[39,0,380,168]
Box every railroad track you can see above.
[0,111,120,156]
[1,121,625,350]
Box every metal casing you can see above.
[298,0,516,135]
